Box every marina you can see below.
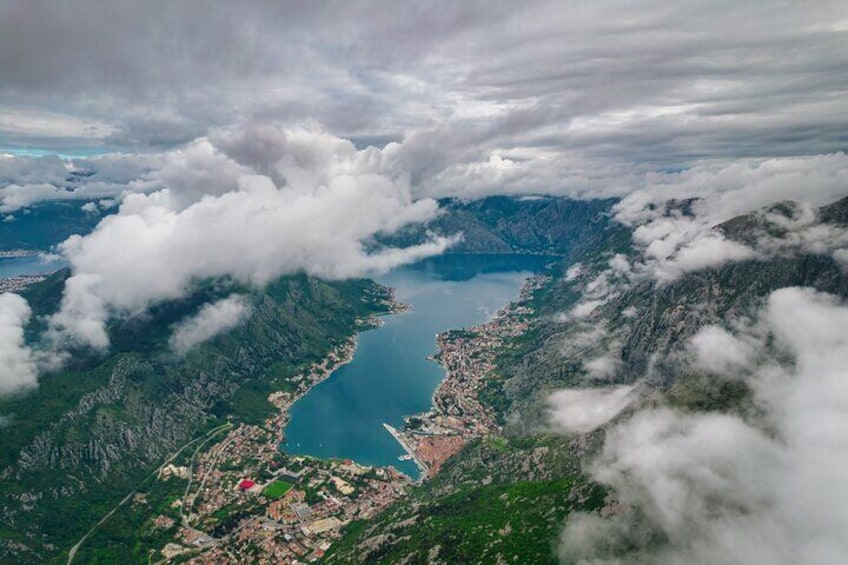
[383,423,427,481]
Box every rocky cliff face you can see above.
[495,196,848,431]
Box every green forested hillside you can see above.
[0,273,392,564]
[0,201,106,251]
[327,196,848,564]
[377,196,624,258]
[5,195,847,564]
[325,435,605,565]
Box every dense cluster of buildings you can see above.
[0,250,50,292]
[395,274,549,478]
[146,276,545,562]
[0,274,46,293]
[150,331,409,563]
[164,455,408,564]
[0,249,38,259]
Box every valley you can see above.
[2,195,847,564]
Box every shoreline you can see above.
[0,273,48,293]
[391,273,551,479]
[150,288,414,562]
[99,272,549,562]
[382,423,427,484]
[276,272,548,483]
[0,249,40,259]
[274,290,410,449]
[277,287,420,480]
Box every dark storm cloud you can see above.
[0,0,845,168]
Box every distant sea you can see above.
[0,146,122,159]
[282,254,552,478]
[0,254,66,279]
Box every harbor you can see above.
[382,423,427,481]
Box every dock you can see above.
[383,423,428,481]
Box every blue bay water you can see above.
[281,254,551,477]
[0,255,66,278]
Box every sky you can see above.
[1,0,847,210]
[1,1,846,163]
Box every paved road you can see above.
[181,433,235,525]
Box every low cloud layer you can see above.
[0,151,163,214]
[559,287,848,564]
[0,0,846,438]
[1,2,847,201]
[614,154,848,285]
[554,156,848,346]
[548,385,635,434]
[0,293,37,394]
[46,126,452,350]
[689,325,759,375]
[169,294,251,355]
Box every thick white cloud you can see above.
[548,385,635,434]
[156,139,250,210]
[559,287,848,564]
[565,263,583,282]
[583,352,622,381]
[688,325,758,375]
[47,127,453,349]
[615,154,848,228]
[0,108,114,140]
[752,202,848,263]
[0,153,68,186]
[608,154,848,285]
[47,273,110,350]
[835,248,848,270]
[648,230,756,284]
[0,151,164,212]
[169,295,250,355]
[563,300,604,321]
[0,293,38,394]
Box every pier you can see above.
[383,423,428,481]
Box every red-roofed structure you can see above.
[238,479,255,491]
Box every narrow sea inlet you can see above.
[281,254,550,478]
[0,253,65,278]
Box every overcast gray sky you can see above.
[1,0,846,168]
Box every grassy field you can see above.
[262,481,293,500]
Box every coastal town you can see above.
[0,249,39,259]
[0,249,49,292]
[0,273,46,293]
[104,276,544,563]
[139,297,413,563]
[393,274,550,478]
